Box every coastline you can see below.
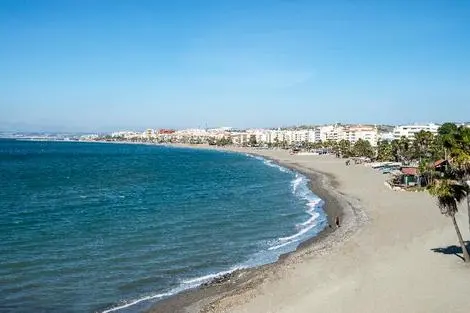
[145,145,367,313]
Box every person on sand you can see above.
[335,215,341,228]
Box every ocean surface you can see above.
[0,140,327,313]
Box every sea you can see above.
[0,139,327,313]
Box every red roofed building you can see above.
[401,167,418,176]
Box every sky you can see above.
[1,0,469,132]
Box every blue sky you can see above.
[1,0,469,132]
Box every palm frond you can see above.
[427,179,468,216]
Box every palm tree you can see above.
[413,130,434,162]
[391,139,400,162]
[398,136,412,164]
[448,126,470,233]
[428,178,470,262]
[377,140,393,161]
[438,122,459,161]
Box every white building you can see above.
[379,132,395,142]
[111,131,142,139]
[339,125,379,147]
[318,125,339,142]
[392,123,439,140]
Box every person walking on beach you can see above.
[335,215,341,228]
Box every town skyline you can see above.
[2,119,470,134]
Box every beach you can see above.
[148,145,470,313]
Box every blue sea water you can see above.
[0,140,327,313]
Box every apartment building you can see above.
[340,125,379,146]
[392,123,439,140]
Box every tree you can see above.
[377,140,393,161]
[428,178,470,262]
[398,136,413,163]
[352,139,374,158]
[447,126,470,233]
[273,137,280,148]
[323,139,336,154]
[248,134,257,146]
[413,130,434,162]
[337,139,352,158]
[313,141,323,150]
[391,139,401,162]
[438,122,459,160]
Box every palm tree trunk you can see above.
[467,193,470,234]
[451,215,470,262]
[465,178,470,234]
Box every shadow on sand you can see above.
[431,242,470,261]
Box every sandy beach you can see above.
[149,145,470,313]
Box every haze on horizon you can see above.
[1,0,469,132]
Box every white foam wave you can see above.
[101,291,173,313]
[268,171,326,251]
[291,175,304,193]
[101,266,244,313]
[181,267,241,286]
[268,240,298,251]
[306,198,322,209]
[299,211,320,226]
[262,159,289,173]
[245,153,289,173]
[278,222,317,242]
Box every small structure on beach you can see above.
[400,167,418,186]
[433,159,449,173]
[388,166,419,189]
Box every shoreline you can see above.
[145,145,367,313]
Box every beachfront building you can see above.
[244,129,269,145]
[339,125,379,147]
[80,134,100,141]
[379,132,395,142]
[142,129,157,140]
[231,132,250,145]
[318,125,340,142]
[289,129,317,145]
[111,131,142,140]
[392,123,439,140]
[173,128,210,143]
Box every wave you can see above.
[181,266,243,286]
[101,266,244,313]
[291,174,303,193]
[268,240,297,251]
[269,170,326,251]
[101,291,174,313]
[244,153,290,173]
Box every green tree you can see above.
[352,139,374,158]
[377,140,393,161]
[313,141,323,150]
[413,130,434,162]
[447,126,470,232]
[428,178,470,262]
[248,134,257,146]
[398,136,413,163]
[391,139,400,162]
[273,137,280,148]
[323,139,336,154]
[438,122,459,160]
[337,139,352,158]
